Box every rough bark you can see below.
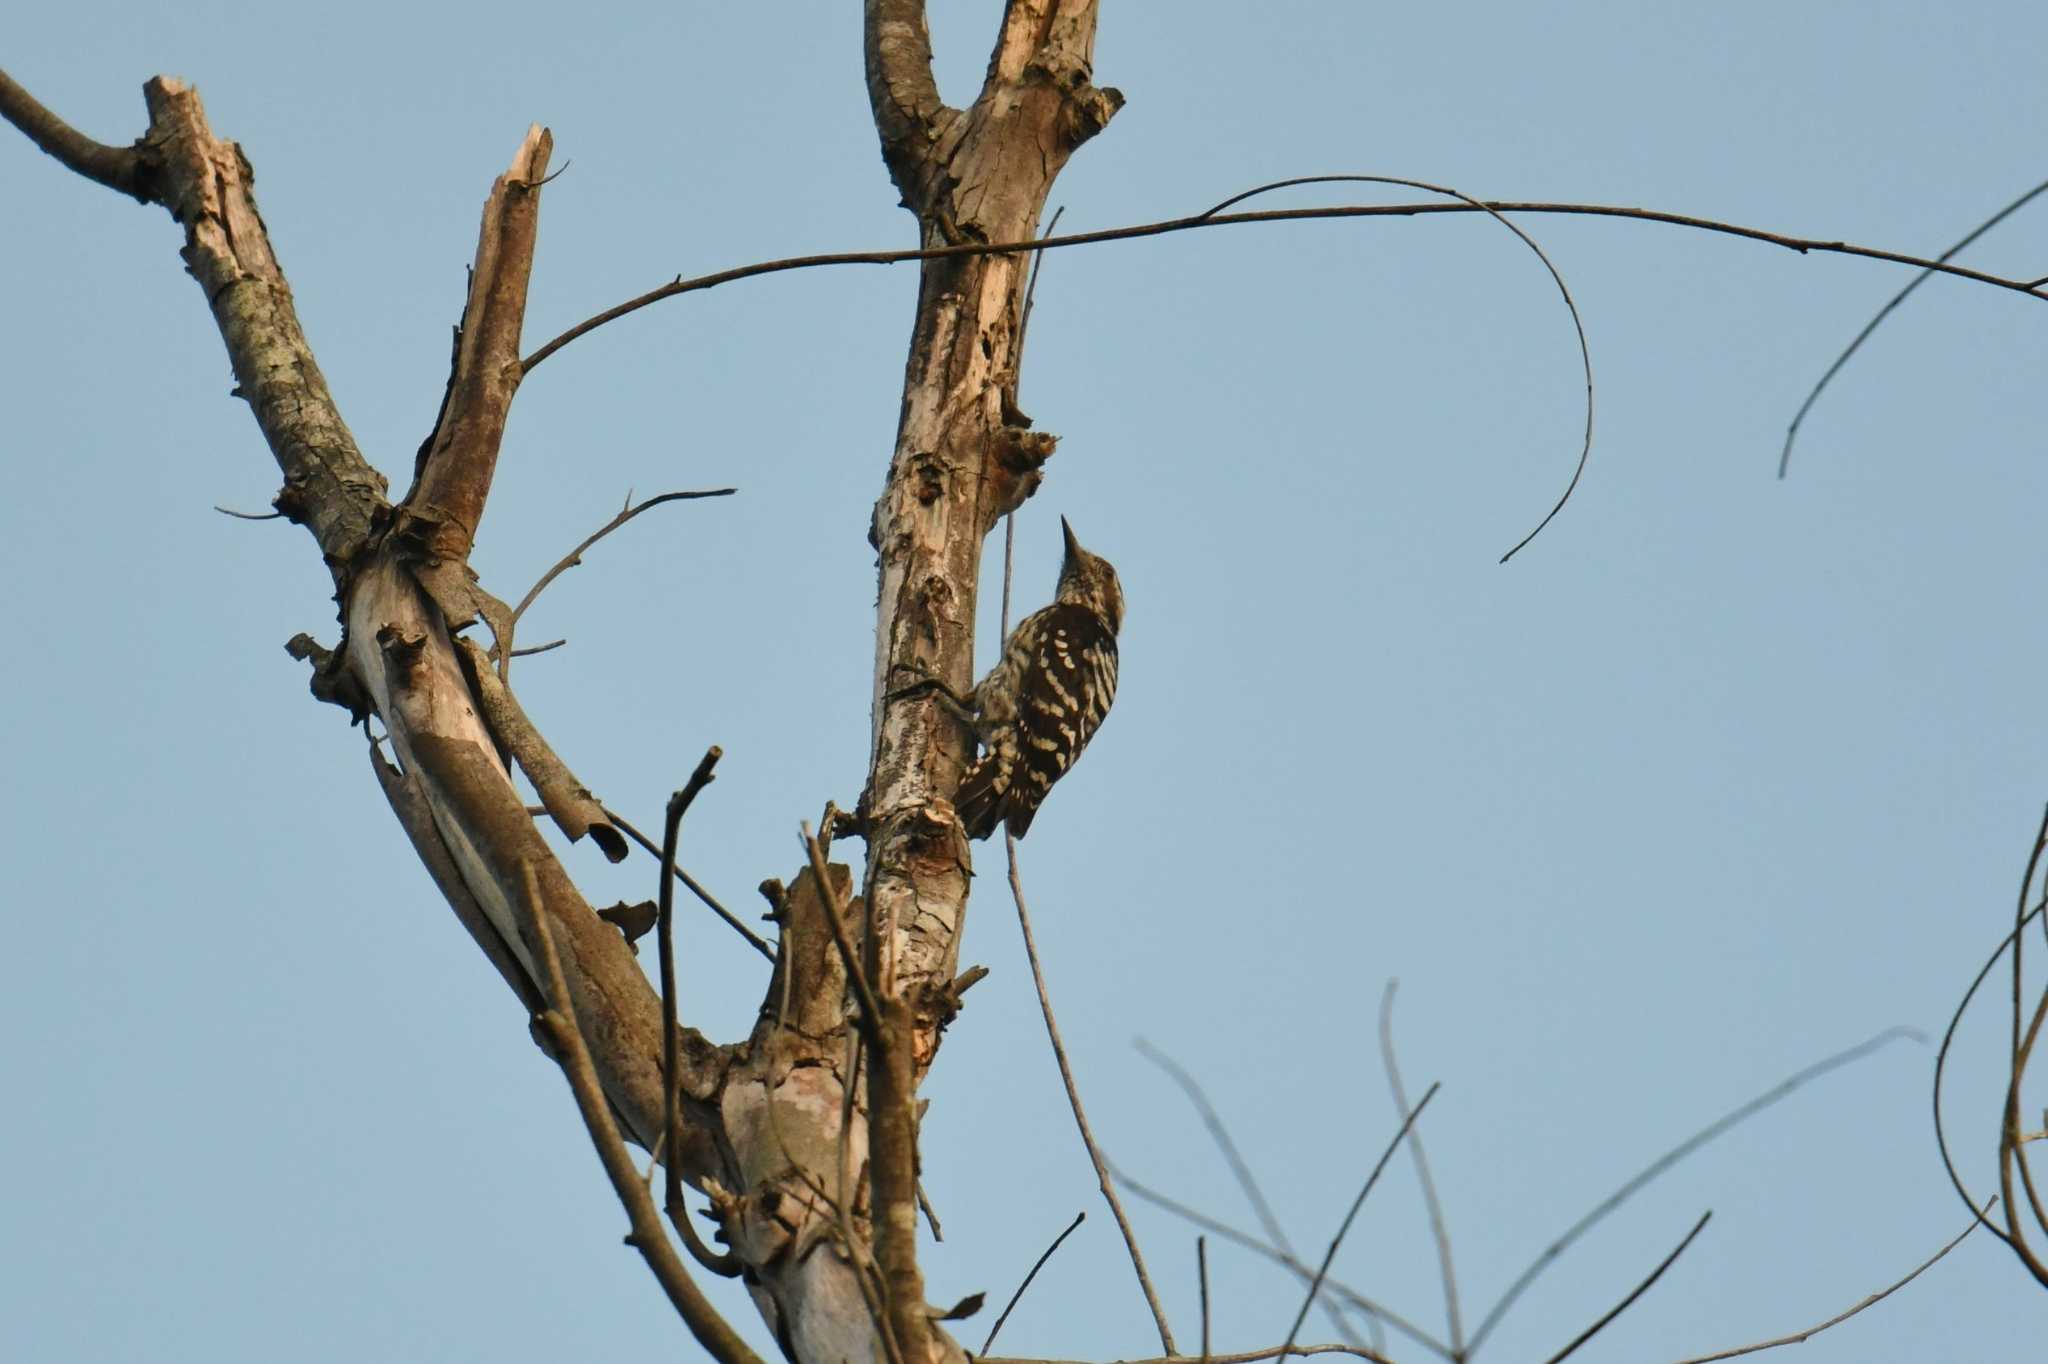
[853,5,1121,1363]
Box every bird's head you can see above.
[1055,516,1125,635]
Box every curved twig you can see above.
[1195,174,1592,562]
[1780,176,2048,478]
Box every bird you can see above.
[953,517,1124,840]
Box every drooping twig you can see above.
[521,194,2048,381]
[514,863,765,1364]
[604,806,774,961]
[1378,981,1463,1355]
[1136,1039,1373,1351]
[502,487,737,676]
[1194,174,1591,563]
[1007,838,1177,1355]
[1278,1084,1440,1363]
[213,504,284,521]
[981,1210,1087,1355]
[1780,176,2048,478]
[1109,1163,1450,1360]
[1538,1211,1711,1364]
[1470,1023,1923,1354]
[657,748,737,1278]
[1669,1203,1991,1363]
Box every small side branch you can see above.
[503,487,737,673]
[0,68,155,198]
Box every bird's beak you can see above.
[1060,515,1081,562]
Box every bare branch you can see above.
[454,636,627,862]
[1007,839,1177,1354]
[1539,1211,1711,1364]
[1471,1024,1923,1354]
[1198,1237,1211,1364]
[1670,1204,1990,1363]
[405,124,553,550]
[0,67,154,198]
[1781,176,2048,477]
[658,749,738,1278]
[604,806,774,961]
[522,197,2048,378]
[517,863,766,1364]
[1377,984,1462,1354]
[1278,1084,1440,1363]
[864,0,953,206]
[505,487,738,661]
[981,1210,1086,1355]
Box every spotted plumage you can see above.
[955,518,1124,840]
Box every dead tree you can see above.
[0,5,1126,1362]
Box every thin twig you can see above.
[1471,1023,1923,1354]
[1377,981,1462,1355]
[515,863,765,1364]
[1539,1211,1711,1364]
[1136,1040,1372,1351]
[658,748,737,1278]
[981,1211,1087,1355]
[1279,1083,1441,1363]
[519,194,2045,404]
[605,806,775,961]
[1007,838,1177,1355]
[1669,1203,1991,1363]
[1110,1164,1451,1360]
[1198,1237,1212,1364]
[1780,176,2048,478]
[503,487,736,677]
[213,504,283,521]
[510,487,736,625]
[1017,204,1065,365]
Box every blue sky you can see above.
[5,4,2048,1361]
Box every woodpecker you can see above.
[953,517,1124,840]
